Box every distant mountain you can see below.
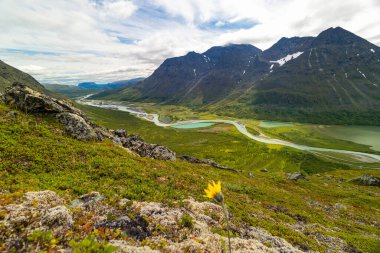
[102,27,380,125]
[45,78,144,99]
[78,78,144,89]
[0,60,46,92]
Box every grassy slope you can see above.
[1,102,380,252]
[0,60,45,93]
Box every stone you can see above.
[180,155,237,172]
[123,134,176,161]
[70,192,104,209]
[56,112,99,141]
[114,129,127,138]
[350,174,380,187]
[95,215,149,240]
[260,169,269,172]
[334,203,347,210]
[40,206,73,229]
[287,172,306,181]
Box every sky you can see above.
[0,0,380,85]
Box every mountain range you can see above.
[95,27,380,125]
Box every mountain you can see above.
[0,60,46,92]
[240,27,380,124]
[108,44,264,104]
[101,27,380,125]
[44,78,144,99]
[78,78,144,89]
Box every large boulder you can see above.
[56,112,99,141]
[350,174,380,187]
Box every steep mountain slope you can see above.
[238,27,380,124]
[261,36,315,61]
[107,44,264,104]
[101,27,380,124]
[0,60,46,92]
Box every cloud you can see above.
[0,0,379,85]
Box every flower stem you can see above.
[222,201,232,253]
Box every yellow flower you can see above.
[204,181,223,202]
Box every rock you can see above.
[350,174,380,187]
[114,129,127,138]
[123,134,176,161]
[287,172,306,181]
[40,206,73,229]
[260,169,269,172]
[70,192,104,209]
[0,191,69,252]
[334,203,347,210]
[95,215,149,240]
[56,112,99,141]
[118,198,131,206]
[180,155,238,172]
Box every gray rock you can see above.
[287,172,307,181]
[114,129,127,138]
[123,134,176,161]
[179,155,237,172]
[95,215,149,240]
[41,206,73,229]
[70,192,104,209]
[350,174,380,187]
[334,203,347,210]
[56,112,99,141]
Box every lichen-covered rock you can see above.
[56,112,99,141]
[0,191,73,252]
[40,206,73,230]
[70,191,104,209]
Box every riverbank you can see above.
[77,99,380,165]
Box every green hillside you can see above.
[0,60,45,92]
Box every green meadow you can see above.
[1,102,380,252]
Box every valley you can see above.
[77,98,380,167]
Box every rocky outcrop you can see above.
[1,82,176,160]
[123,134,176,161]
[350,174,380,187]
[0,190,302,253]
[179,155,237,172]
[0,191,73,252]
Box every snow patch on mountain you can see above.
[270,52,303,67]
[370,48,375,53]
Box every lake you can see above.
[319,125,380,151]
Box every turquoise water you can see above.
[319,126,380,151]
[259,121,293,128]
[172,122,215,129]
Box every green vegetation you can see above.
[178,214,194,229]
[0,60,45,92]
[1,102,380,252]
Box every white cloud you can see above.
[0,0,379,85]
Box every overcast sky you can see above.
[1,0,379,85]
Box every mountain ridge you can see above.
[96,26,380,125]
